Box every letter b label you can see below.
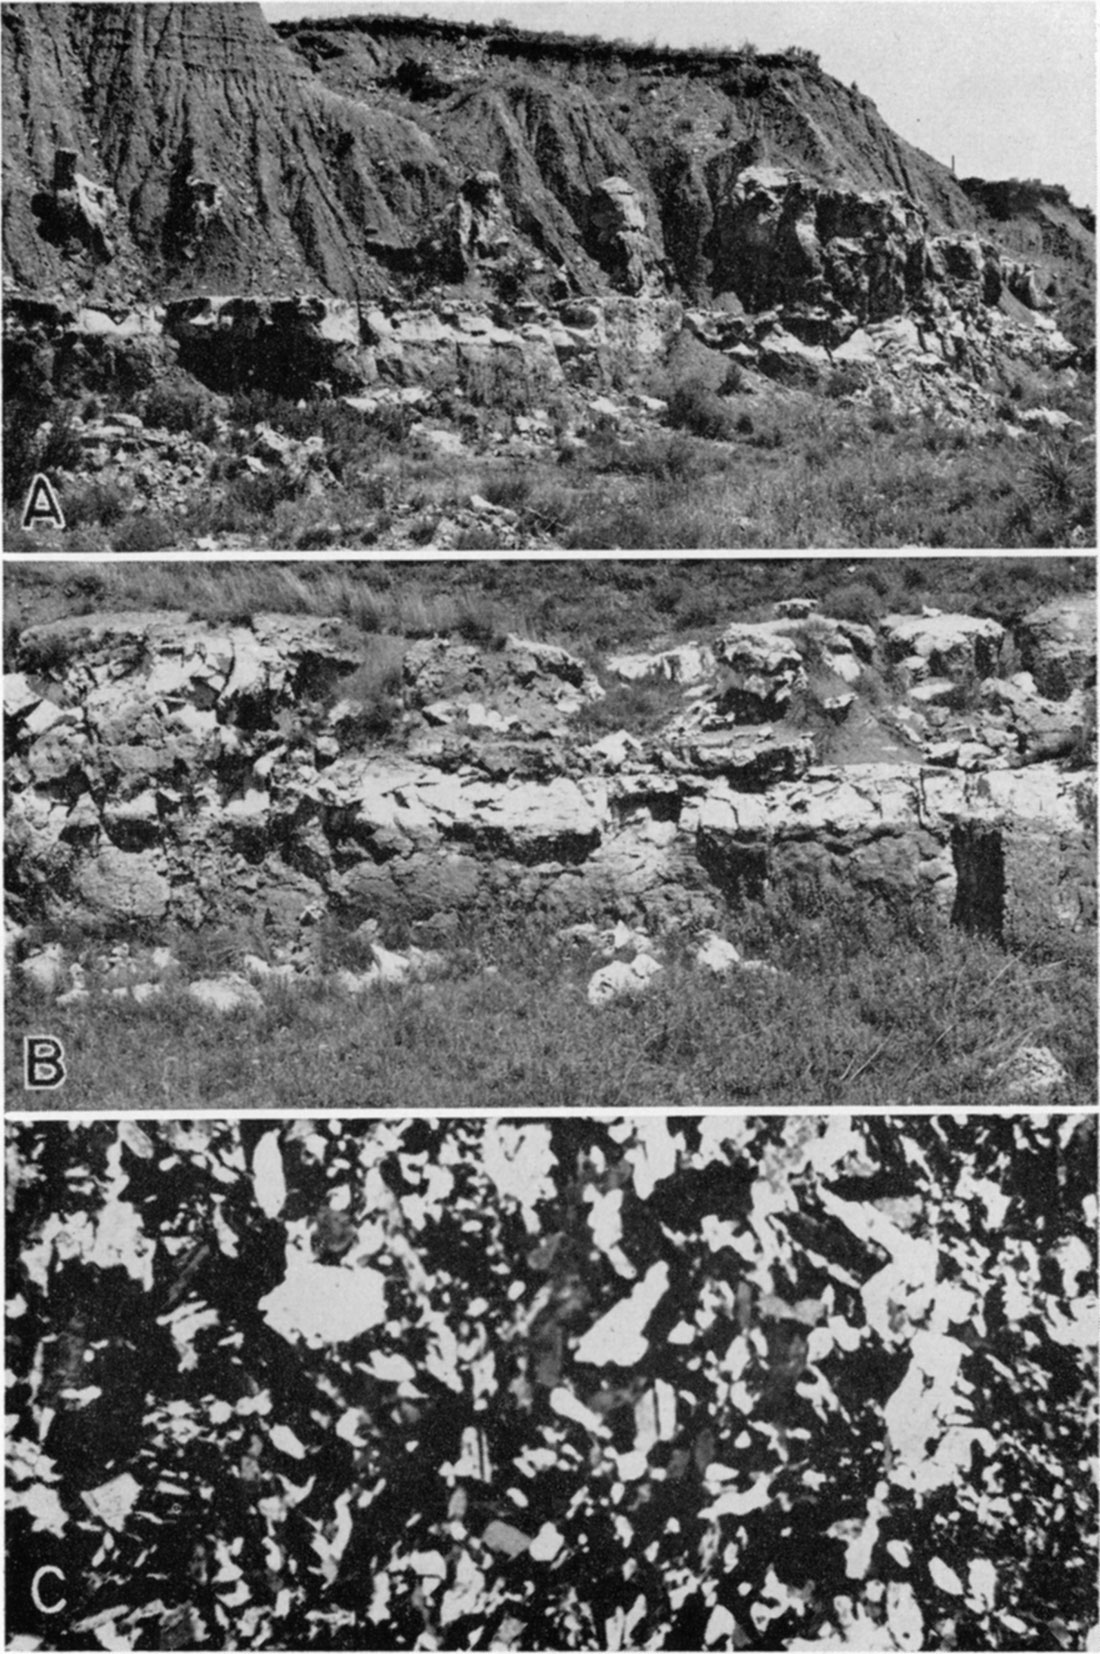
[24,1037,66,1091]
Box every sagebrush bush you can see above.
[62,477,133,528]
[111,513,178,553]
[810,580,883,626]
[453,524,504,550]
[16,628,82,678]
[324,639,407,737]
[666,376,740,441]
[140,381,220,439]
[825,362,866,399]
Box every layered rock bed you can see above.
[6,592,1095,1013]
[5,262,1087,551]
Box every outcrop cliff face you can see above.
[3,3,451,302]
[6,597,1095,984]
[3,2,1086,321]
[4,4,1090,550]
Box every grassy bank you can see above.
[8,900,1095,1109]
[4,555,1094,663]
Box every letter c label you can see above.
[32,1564,66,1614]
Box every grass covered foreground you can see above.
[8,892,1095,1109]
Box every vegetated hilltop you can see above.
[5,559,1095,1107]
[2,5,1094,551]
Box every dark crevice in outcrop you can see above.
[951,821,1006,939]
[695,833,769,906]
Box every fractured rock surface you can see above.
[6,600,1095,979]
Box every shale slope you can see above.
[2,6,1093,551]
[2,3,1089,311]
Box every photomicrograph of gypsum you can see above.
[5,1112,1097,1649]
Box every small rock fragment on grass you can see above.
[587,953,663,1006]
[989,1044,1069,1101]
[188,974,264,1014]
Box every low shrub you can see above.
[62,478,133,528]
[111,513,178,553]
[520,483,578,538]
[453,524,504,551]
[666,377,739,441]
[454,602,506,646]
[720,360,745,394]
[825,363,866,400]
[325,642,407,737]
[462,354,539,414]
[216,469,304,526]
[141,381,220,439]
[17,628,82,679]
[826,581,884,626]
[613,432,711,483]
[573,674,686,738]
[481,471,533,512]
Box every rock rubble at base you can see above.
[4,266,1086,549]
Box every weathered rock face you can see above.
[3,3,453,303]
[420,171,519,284]
[3,297,175,403]
[979,678,1092,765]
[404,635,603,733]
[4,3,1089,452]
[587,177,663,296]
[6,608,1095,960]
[702,164,1063,330]
[710,169,932,323]
[4,1,1081,325]
[697,762,1095,944]
[881,613,1007,681]
[713,622,806,722]
[1017,595,1097,700]
[31,147,119,261]
[165,295,372,395]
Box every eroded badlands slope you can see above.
[3,6,1092,549]
[0,4,991,304]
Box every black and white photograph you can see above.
[1,0,1095,552]
[2,6,1098,1650]
[4,556,1096,1108]
[5,1112,1097,1650]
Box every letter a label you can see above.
[21,474,65,531]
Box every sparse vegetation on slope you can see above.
[5,351,1091,552]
